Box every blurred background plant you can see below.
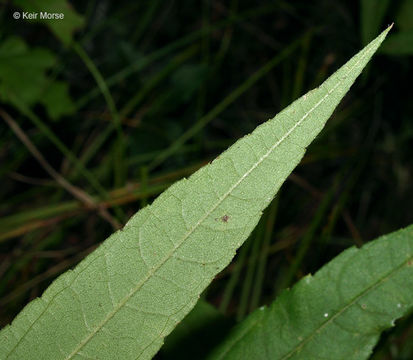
[0,0,412,359]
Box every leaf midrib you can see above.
[7,38,375,360]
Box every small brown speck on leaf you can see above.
[221,215,229,223]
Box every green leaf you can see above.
[40,81,76,121]
[0,36,75,121]
[208,225,413,360]
[0,28,391,360]
[0,36,55,106]
[13,0,84,45]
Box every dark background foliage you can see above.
[0,0,412,358]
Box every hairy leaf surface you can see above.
[209,225,413,360]
[0,28,391,360]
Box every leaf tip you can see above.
[388,22,394,30]
[376,23,393,45]
[383,22,394,36]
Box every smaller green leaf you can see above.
[40,81,76,121]
[13,0,84,45]
[0,36,75,121]
[209,225,413,360]
[0,36,55,106]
